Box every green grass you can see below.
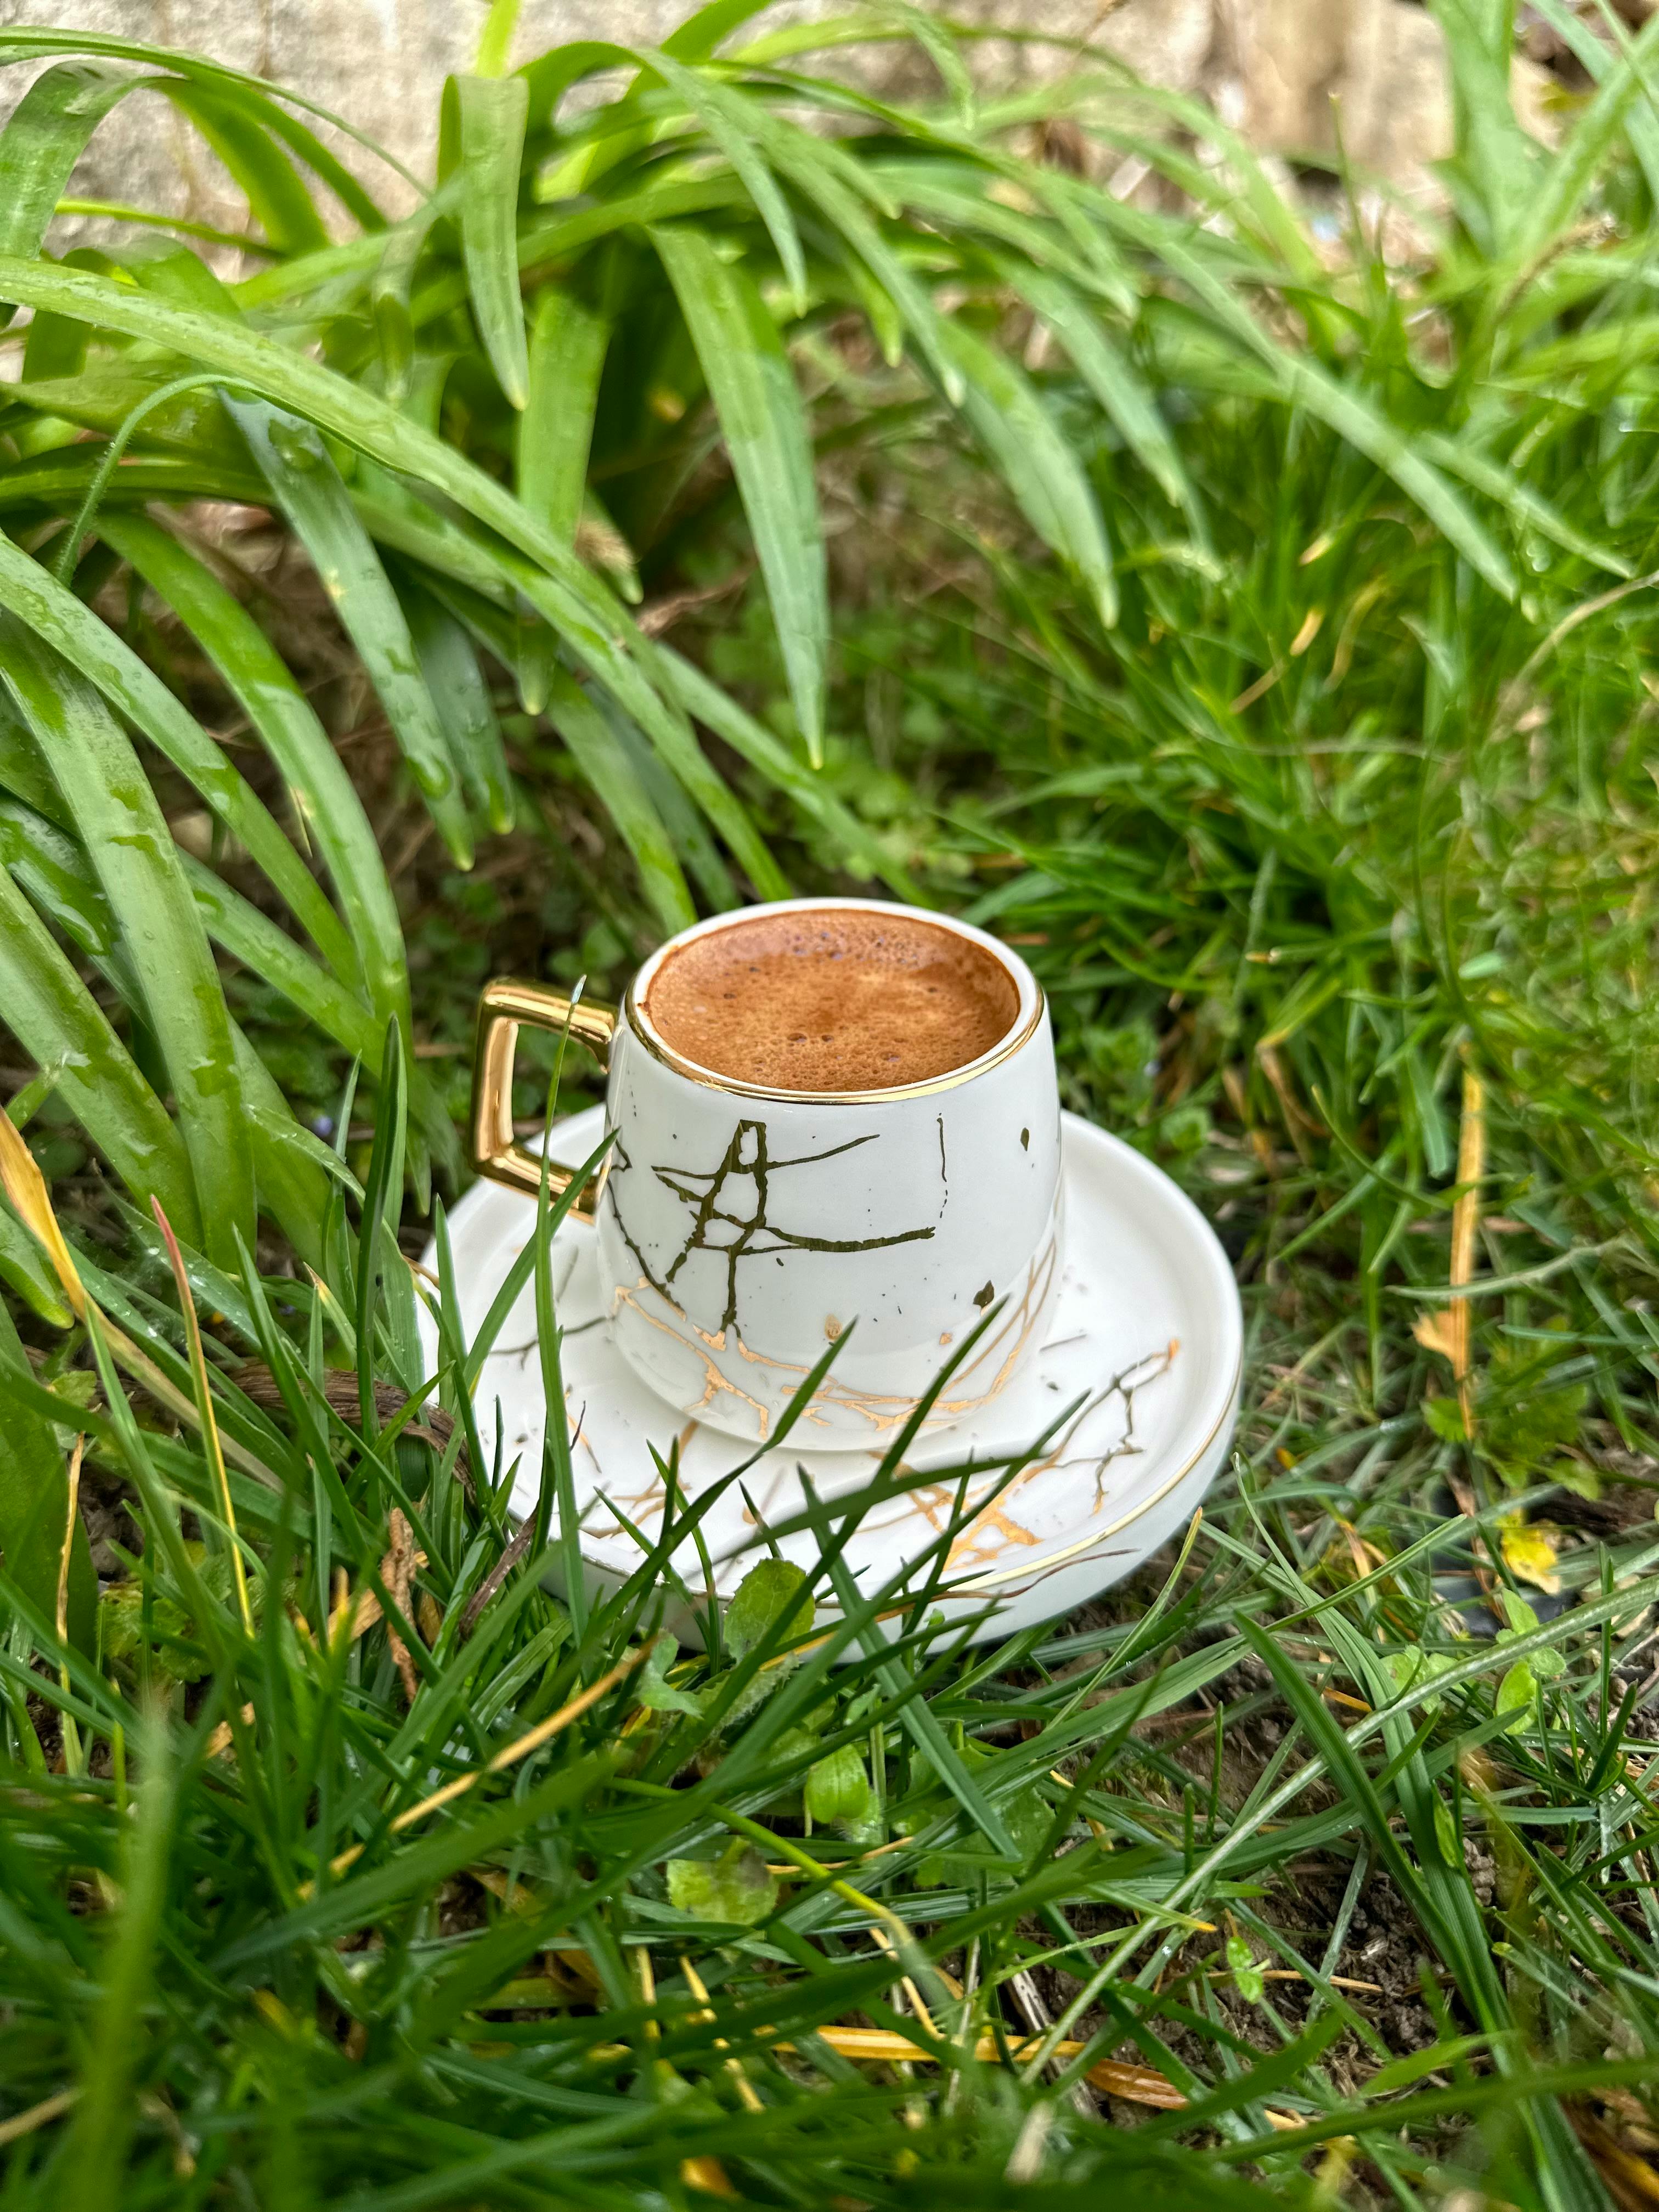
[2,1,1659,2204]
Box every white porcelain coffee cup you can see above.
[472,898,1061,1449]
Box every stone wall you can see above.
[0,0,1542,236]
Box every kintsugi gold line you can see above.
[609,1222,1058,1442]
[961,1344,1243,1595]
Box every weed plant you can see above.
[1,2,1659,2206]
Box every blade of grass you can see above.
[0,58,160,321]
[228,396,475,867]
[517,288,608,544]
[160,78,330,256]
[928,304,1118,628]
[55,1706,177,2203]
[0,523,359,984]
[0,256,747,856]
[0,1291,94,1655]
[544,667,695,932]
[150,1199,253,1634]
[0,862,193,1233]
[652,223,828,764]
[91,511,402,1011]
[456,71,531,409]
[2,624,254,1267]
[400,575,515,834]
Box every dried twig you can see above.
[459,1513,537,1641]
[233,1365,473,1499]
[381,1508,421,1703]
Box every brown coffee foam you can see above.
[644,909,1021,1092]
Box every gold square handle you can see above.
[471,977,617,1216]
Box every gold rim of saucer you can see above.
[959,1345,1243,1594]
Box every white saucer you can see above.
[418,1109,1242,1644]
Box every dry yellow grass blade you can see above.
[1448,1065,1486,1435]
[1412,1064,1489,1552]
[0,1110,278,1488]
[679,2157,738,2198]
[681,1956,763,2114]
[0,2087,79,2148]
[868,1923,940,2040]
[799,2025,1186,2109]
[0,1108,84,1321]
[151,1198,253,1634]
[205,1704,257,1760]
[803,2027,1305,2128]
[55,1436,83,1670]
[380,1508,422,1702]
[328,1551,431,1645]
[321,1642,650,1882]
[1413,1069,1487,1414]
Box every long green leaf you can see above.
[227,394,475,868]
[370,182,456,403]
[518,289,609,544]
[0,784,380,1074]
[641,48,806,310]
[1012,264,1204,533]
[400,576,515,833]
[229,1029,336,1274]
[0,1290,95,1656]
[0,58,158,320]
[1525,0,1659,208]
[929,305,1118,627]
[457,72,531,409]
[214,77,387,235]
[350,473,778,897]
[657,646,896,899]
[160,79,330,256]
[661,0,773,60]
[0,793,113,953]
[179,859,383,1064]
[653,223,828,763]
[243,171,746,320]
[87,519,448,1201]
[2,625,254,1269]
[8,368,250,470]
[0,524,359,980]
[0,255,772,895]
[58,1711,177,2199]
[0,861,196,1239]
[866,157,1137,320]
[0,250,647,648]
[1510,11,1659,267]
[1429,0,1541,251]
[747,106,963,397]
[1141,295,1517,599]
[1417,428,1631,576]
[0,1189,72,1329]
[91,511,404,1018]
[601,697,736,911]
[0,25,422,200]
[0,781,338,1261]
[544,669,694,933]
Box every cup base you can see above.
[604,1203,1062,1452]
